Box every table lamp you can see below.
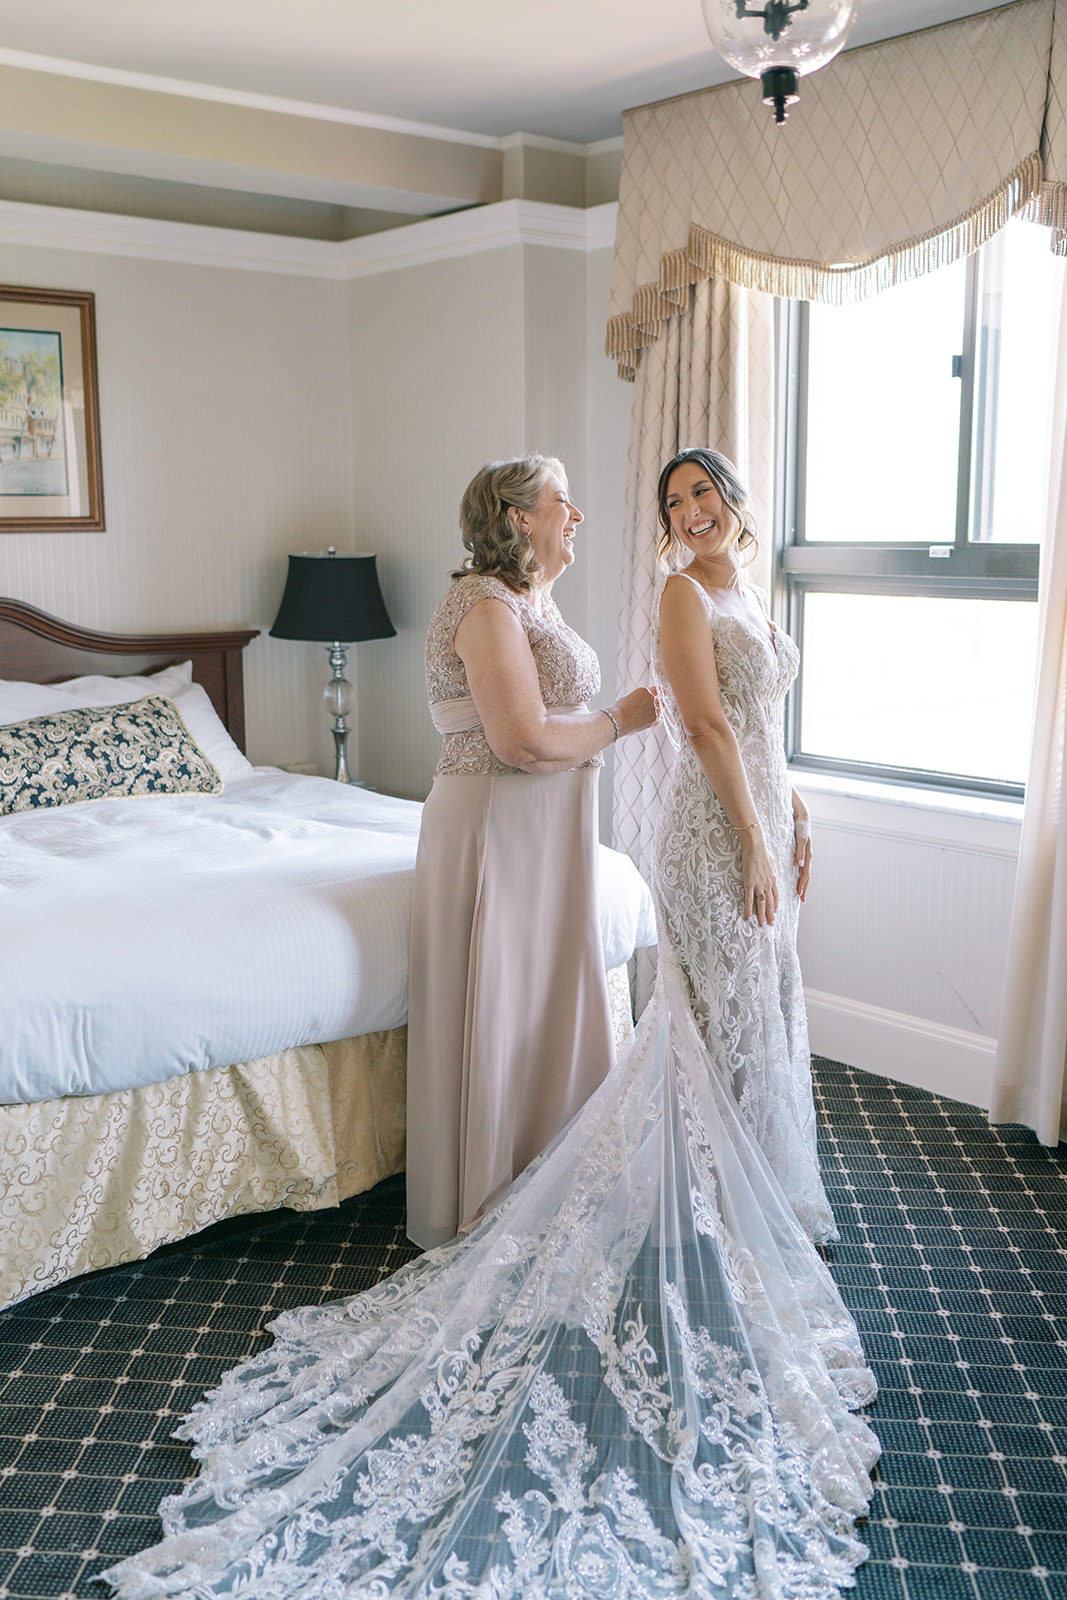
[270,546,396,783]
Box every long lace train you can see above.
[104,954,878,1600]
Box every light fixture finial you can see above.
[700,0,860,122]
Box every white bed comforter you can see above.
[0,769,656,1107]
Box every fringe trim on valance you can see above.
[1023,179,1067,232]
[607,151,1046,379]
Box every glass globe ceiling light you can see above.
[700,0,861,124]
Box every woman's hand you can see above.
[611,686,660,736]
[741,826,778,926]
[792,790,812,903]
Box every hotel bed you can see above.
[0,599,656,1311]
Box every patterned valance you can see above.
[608,0,1067,376]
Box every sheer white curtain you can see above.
[990,271,1067,1146]
[612,277,774,1003]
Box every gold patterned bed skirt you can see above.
[0,1030,408,1313]
[0,966,634,1312]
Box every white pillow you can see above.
[0,680,74,724]
[55,661,193,700]
[165,682,254,784]
[0,661,192,725]
[0,661,254,784]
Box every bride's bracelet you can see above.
[734,820,759,837]
[600,706,621,742]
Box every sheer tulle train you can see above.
[104,951,878,1600]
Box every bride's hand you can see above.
[792,791,812,903]
[740,828,778,926]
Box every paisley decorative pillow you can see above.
[0,695,223,815]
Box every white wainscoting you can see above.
[805,989,997,1108]
[796,774,1021,1108]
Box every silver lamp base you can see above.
[324,642,354,783]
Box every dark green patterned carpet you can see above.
[0,1060,1064,1600]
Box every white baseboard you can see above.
[805,989,996,1111]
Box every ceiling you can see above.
[0,0,1015,144]
[0,0,1020,239]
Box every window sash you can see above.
[776,295,1039,799]
[783,546,1038,596]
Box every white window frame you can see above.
[775,257,1040,802]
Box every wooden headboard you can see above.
[0,599,259,752]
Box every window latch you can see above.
[951,354,963,378]
[929,545,952,558]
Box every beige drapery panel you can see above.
[608,0,1067,376]
[989,271,1067,1147]
[613,278,775,1006]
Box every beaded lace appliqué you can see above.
[652,579,836,1244]
[426,575,602,778]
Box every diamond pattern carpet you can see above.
[0,1061,1064,1599]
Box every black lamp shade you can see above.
[270,551,396,644]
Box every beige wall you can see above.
[0,240,356,775]
[584,246,637,835]
[347,245,527,798]
[349,239,633,814]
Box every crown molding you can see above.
[0,198,619,278]
[340,201,618,278]
[499,131,623,158]
[0,198,346,276]
[585,136,625,157]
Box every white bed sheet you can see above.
[0,770,655,1107]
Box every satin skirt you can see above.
[405,766,615,1249]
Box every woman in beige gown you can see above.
[405,454,658,1248]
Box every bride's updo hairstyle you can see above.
[655,447,758,577]
[453,454,566,591]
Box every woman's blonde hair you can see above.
[655,447,758,577]
[452,454,566,591]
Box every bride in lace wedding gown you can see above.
[105,451,878,1600]
[652,449,837,1246]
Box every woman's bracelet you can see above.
[734,820,759,836]
[601,706,621,742]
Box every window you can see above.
[778,219,1062,797]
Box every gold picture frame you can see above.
[0,285,105,532]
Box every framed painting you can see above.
[0,285,104,532]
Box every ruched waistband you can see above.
[429,696,482,734]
